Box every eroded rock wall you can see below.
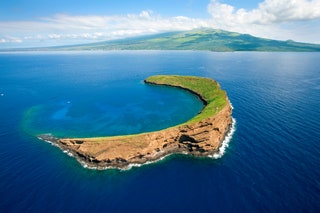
[56,101,232,169]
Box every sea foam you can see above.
[209,102,236,159]
[210,117,236,159]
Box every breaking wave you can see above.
[210,117,236,159]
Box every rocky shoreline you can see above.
[38,75,233,170]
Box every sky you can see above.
[1,0,320,48]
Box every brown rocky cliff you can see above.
[57,101,232,169]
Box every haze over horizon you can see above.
[1,0,320,48]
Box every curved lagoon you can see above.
[23,77,203,138]
[1,51,319,212]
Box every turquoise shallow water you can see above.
[23,78,203,138]
[0,51,319,212]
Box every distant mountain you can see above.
[5,29,320,52]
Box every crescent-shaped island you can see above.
[38,75,233,169]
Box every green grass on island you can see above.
[145,75,228,125]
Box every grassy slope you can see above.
[145,75,227,124]
[52,28,320,52]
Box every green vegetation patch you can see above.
[145,75,228,124]
[7,28,320,52]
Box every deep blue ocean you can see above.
[0,51,319,212]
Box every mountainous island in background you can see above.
[4,28,320,52]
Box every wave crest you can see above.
[210,117,236,159]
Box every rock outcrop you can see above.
[38,75,232,169]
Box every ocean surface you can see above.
[0,51,319,212]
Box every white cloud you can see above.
[48,32,106,40]
[138,10,153,19]
[0,37,22,43]
[208,0,320,25]
[0,11,209,47]
[207,0,320,43]
[257,0,320,23]
[0,1,320,48]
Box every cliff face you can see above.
[54,102,232,169]
[38,75,233,169]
